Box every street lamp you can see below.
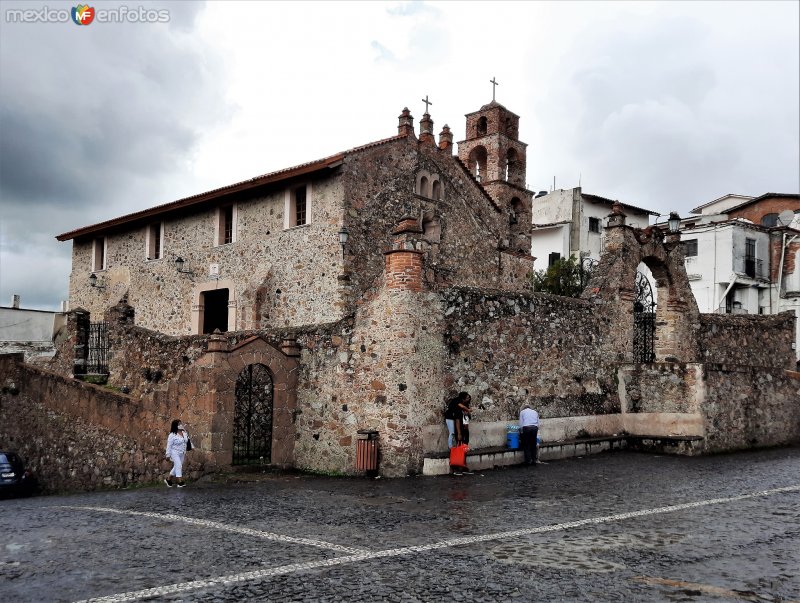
[338,226,349,247]
[174,257,194,276]
[88,273,105,289]
[668,212,681,233]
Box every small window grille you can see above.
[589,217,600,233]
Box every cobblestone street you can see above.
[1,447,798,602]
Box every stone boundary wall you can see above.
[698,312,796,369]
[104,303,208,396]
[441,287,618,422]
[701,366,800,452]
[617,363,702,415]
[0,354,207,493]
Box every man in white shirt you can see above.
[519,404,540,465]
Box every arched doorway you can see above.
[233,363,274,464]
[633,267,657,363]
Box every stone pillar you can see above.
[72,309,90,376]
[438,124,453,153]
[418,113,435,145]
[397,107,415,137]
[384,217,425,292]
[280,337,301,357]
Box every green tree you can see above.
[531,255,594,297]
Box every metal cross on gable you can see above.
[490,77,499,101]
[421,95,432,114]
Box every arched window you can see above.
[431,179,441,200]
[477,116,487,136]
[509,197,523,224]
[761,213,779,227]
[419,176,430,198]
[505,149,518,182]
[468,146,488,181]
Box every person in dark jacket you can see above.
[444,392,471,448]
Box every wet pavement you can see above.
[1,446,798,602]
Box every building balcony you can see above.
[736,257,767,280]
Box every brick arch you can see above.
[585,221,700,363]
[212,336,299,466]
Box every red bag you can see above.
[449,444,468,468]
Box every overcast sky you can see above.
[1,0,798,310]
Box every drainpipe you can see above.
[715,274,738,313]
[778,233,799,300]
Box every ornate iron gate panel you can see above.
[633,271,656,363]
[87,322,109,375]
[233,363,274,465]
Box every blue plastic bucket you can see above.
[507,431,520,449]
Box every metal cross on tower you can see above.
[490,77,499,101]
[421,95,432,114]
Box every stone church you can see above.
[1,98,798,490]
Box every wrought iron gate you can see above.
[233,363,274,465]
[633,271,656,363]
[87,322,109,375]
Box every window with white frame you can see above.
[285,184,310,228]
[215,204,237,245]
[92,237,107,272]
[146,222,163,259]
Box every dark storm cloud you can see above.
[0,1,229,308]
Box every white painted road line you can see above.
[73,484,800,603]
[59,506,367,554]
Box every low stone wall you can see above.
[701,366,800,452]
[0,354,208,493]
[442,287,617,420]
[699,313,796,369]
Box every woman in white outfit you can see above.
[165,419,189,487]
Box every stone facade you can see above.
[61,106,534,337]
[2,103,798,491]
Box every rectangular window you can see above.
[588,217,600,233]
[548,252,561,267]
[294,186,307,226]
[745,237,757,278]
[215,204,236,246]
[147,223,163,259]
[745,238,756,259]
[92,237,106,271]
[684,239,698,257]
[223,206,234,244]
[285,184,311,229]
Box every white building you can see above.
[679,193,800,360]
[0,295,67,360]
[531,187,658,266]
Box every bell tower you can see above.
[457,98,533,253]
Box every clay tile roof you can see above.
[56,134,406,241]
[723,192,800,214]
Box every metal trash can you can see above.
[355,429,379,477]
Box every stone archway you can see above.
[185,334,300,468]
[584,204,700,363]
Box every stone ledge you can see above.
[422,434,704,476]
